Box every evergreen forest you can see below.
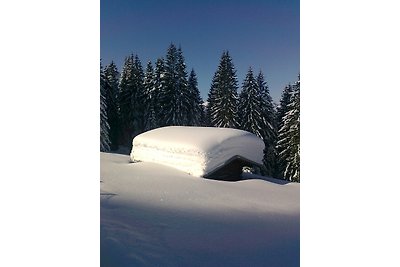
[100,44,300,182]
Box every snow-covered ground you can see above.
[101,152,299,267]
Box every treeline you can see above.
[100,43,300,182]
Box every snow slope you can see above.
[130,126,265,177]
[101,152,299,267]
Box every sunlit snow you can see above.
[130,126,265,177]
[101,152,299,266]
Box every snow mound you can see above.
[130,126,265,177]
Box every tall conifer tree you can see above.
[275,83,294,178]
[143,61,157,131]
[257,71,277,176]
[118,55,134,145]
[158,44,189,126]
[276,76,300,182]
[129,55,145,137]
[238,68,277,176]
[187,69,203,126]
[207,51,239,128]
[104,61,120,150]
[276,84,293,131]
[238,68,263,137]
[118,54,145,146]
[153,57,166,126]
[257,71,276,142]
[100,63,111,152]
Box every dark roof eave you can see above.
[202,155,264,179]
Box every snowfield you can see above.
[101,152,299,266]
[130,126,265,177]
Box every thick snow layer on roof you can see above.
[130,126,265,177]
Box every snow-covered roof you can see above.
[130,126,265,177]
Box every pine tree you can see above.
[257,71,276,142]
[100,63,111,152]
[143,61,157,131]
[257,71,277,177]
[118,54,145,146]
[275,83,294,178]
[207,51,239,128]
[118,55,134,145]
[276,84,293,131]
[187,69,203,126]
[177,46,191,125]
[153,57,166,126]
[238,67,264,138]
[205,72,217,126]
[104,61,120,150]
[276,75,300,182]
[158,44,189,126]
[131,55,145,135]
[238,69,277,176]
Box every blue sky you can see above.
[101,0,299,103]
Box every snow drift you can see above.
[101,152,300,267]
[130,126,265,177]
